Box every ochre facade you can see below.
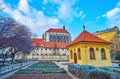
[69,42,112,66]
[68,30,112,67]
[95,30,117,42]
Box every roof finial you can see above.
[83,22,85,31]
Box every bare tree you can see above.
[8,24,33,63]
[0,11,33,65]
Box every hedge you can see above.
[100,67,120,74]
[68,64,120,79]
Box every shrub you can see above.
[100,67,120,74]
[68,64,120,79]
[75,65,97,79]
[68,64,75,74]
[89,69,111,79]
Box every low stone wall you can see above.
[28,55,69,62]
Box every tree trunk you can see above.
[2,48,11,66]
[11,53,15,64]
[2,53,7,66]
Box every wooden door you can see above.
[74,53,77,64]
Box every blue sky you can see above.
[1,0,120,40]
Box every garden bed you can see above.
[15,68,66,74]
[7,62,72,79]
[29,63,59,68]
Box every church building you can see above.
[68,27,112,66]
[28,26,71,60]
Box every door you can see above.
[74,53,77,64]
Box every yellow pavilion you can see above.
[68,29,112,66]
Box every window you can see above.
[116,44,119,48]
[66,36,69,42]
[108,34,112,38]
[102,36,106,39]
[101,48,106,59]
[64,36,66,42]
[89,48,95,59]
[78,48,81,60]
[60,35,62,42]
[70,50,73,59]
[57,35,59,42]
[41,46,43,50]
[118,38,120,42]
[49,34,51,42]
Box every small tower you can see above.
[63,25,65,29]
[42,34,44,40]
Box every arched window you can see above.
[67,36,69,42]
[49,34,52,42]
[101,48,106,59]
[89,48,95,59]
[64,36,66,42]
[60,35,62,42]
[78,48,81,59]
[70,50,73,59]
[57,35,59,42]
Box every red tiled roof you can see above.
[69,30,111,46]
[32,38,70,48]
[32,38,44,46]
[46,28,69,33]
[44,42,70,48]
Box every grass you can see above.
[29,63,59,68]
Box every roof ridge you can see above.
[46,28,69,33]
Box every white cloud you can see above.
[1,0,86,38]
[81,14,86,19]
[1,0,60,38]
[105,7,120,18]
[58,2,72,21]
[18,0,29,14]
[49,0,85,21]
[43,0,48,5]
[117,1,120,7]
[104,1,120,28]
[96,1,120,28]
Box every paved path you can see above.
[54,62,80,79]
[0,69,19,79]
[0,61,37,79]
